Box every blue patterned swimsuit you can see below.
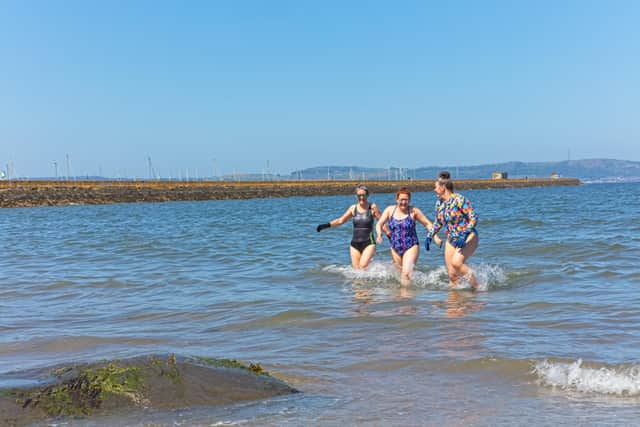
[388,207,419,256]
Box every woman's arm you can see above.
[317,205,354,232]
[412,207,433,230]
[372,203,391,237]
[426,201,444,239]
[413,207,437,249]
[450,196,478,248]
[332,205,355,227]
[460,196,478,231]
[375,206,391,243]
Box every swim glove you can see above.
[453,231,469,248]
[425,237,432,251]
[316,223,331,232]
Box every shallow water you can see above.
[1,182,640,426]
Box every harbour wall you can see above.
[0,178,581,208]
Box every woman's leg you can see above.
[443,242,458,287]
[390,248,403,271]
[358,244,376,269]
[447,234,479,288]
[349,246,362,269]
[399,245,419,286]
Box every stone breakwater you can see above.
[0,178,581,208]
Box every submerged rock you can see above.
[0,354,298,426]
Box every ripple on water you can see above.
[2,184,640,424]
[0,335,166,356]
[218,309,327,331]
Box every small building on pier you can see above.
[491,171,508,180]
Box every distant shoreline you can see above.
[0,178,581,208]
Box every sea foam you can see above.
[322,262,399,283]
[534,359,640,396]
[323,262,508,291]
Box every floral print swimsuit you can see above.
[427,193,478,243]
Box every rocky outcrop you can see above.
[0,354,298,426]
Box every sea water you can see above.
[1,182,639,426]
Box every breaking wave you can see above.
[534,359,640,396]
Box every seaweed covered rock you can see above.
[0,354,298,426]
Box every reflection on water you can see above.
[352,285,418,317]
[351,283,489,320]
[441,290,486,319]
[436,291,488,360]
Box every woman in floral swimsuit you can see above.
[426,171,479,289]
[376,187,433,285]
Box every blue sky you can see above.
[1,1,639,178]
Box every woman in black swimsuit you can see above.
[316,184,388,269]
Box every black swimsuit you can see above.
[350,205,375,253]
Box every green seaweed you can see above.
[165,354,181,384]
[148,354,182,384]
[87,363,143,400]
[194,357,270,377]
[18,363,144,417]
[52,366,73,378]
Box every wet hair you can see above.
[396,186,411,200]
[437,171,454,191]
[355,184,369,195]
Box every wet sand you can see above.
[0,178,580,208]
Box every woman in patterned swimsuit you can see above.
[316,184,388,269]
[376,187,433,285]
[426,171,479,289]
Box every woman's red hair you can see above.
[396,187,411,199]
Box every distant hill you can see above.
[290,159,640,182]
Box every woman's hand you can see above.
[433,234,443,248]
[452,231,470,248]
[316,223,331,232]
